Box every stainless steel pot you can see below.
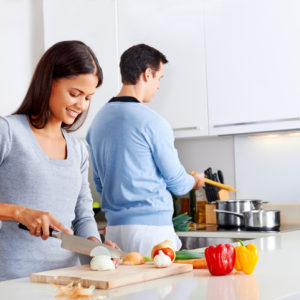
[214,199,265,227]
[214,209,280,230]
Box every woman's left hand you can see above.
[104,240,121,268]
[87,237,121,267]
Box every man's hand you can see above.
[190,171,205,189]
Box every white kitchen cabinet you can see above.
[43,0,120,138]
[117,0,209,138]
[205,0,300,135]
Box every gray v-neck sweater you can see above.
[0,114,100,281]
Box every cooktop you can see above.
[189,223,300,233]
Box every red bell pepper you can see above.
[205,244,235,276]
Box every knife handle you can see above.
[18,223,54,236]
[218,170,224,184]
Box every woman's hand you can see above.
[88,237,121,268]
[104,240,121,268]
[16,206,72,240]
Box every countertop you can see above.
[1,229,300,299]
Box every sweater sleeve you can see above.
[72,140,101,241]
[0,117,12,166]
[145,117,195,196]
[87,144,103,196]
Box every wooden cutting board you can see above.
[30,262,193,289]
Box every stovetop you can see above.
[189,223,300,233]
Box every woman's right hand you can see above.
[16,206,72,240]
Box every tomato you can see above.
[153,247,175,261]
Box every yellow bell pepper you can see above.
[234,240,259,274]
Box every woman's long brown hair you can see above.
[14,40,103,132]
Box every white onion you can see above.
[90,255,115,271]
[90,246,111,257]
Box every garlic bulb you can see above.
[90,255,115,271]
[153,250,172,268]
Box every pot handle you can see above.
[214,209,244,218]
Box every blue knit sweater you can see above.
[86,97,194,226]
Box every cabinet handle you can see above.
[213,117,300,128]
[173,126,203,131]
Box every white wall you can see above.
[174,133,300,204]
[175,136,236,196]
[0,0,44,116]
[235,133,300,203]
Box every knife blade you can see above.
[18,223,126,258]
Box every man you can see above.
[87,44,204,255]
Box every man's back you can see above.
[87,97,194,227]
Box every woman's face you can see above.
[49,74,98,125]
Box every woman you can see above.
[0,40,118,281]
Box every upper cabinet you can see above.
[118,0,300,137]
[117,0,209,138]
[43,0,120,138]
[205,0,300,135]
[41,0,300,137]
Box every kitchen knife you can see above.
[212,173,220,200]
[217,170,224,184]
[207,168,217,201]
[18,223,126,258]
[205,178,214,203]
[207,168,213,180]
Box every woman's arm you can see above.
[0,202,71,239]
[0,117,12,166]
[0,202,21,221]
[72,141,101,241]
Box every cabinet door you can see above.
[205,0,300,135]
[117,0,209,138]
[43,0,119,138]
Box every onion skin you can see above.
[122,252,145,265]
